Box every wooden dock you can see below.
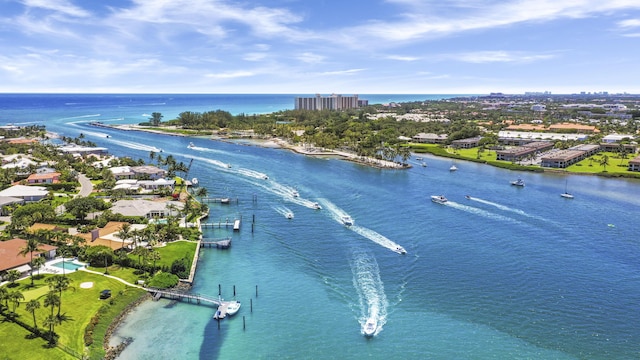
[201,237,232,249]
[147,288,235,319]
[201,218,241,231]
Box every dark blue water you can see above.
[2,94,639,359]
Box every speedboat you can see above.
[416,157,423,161]
[394,246,407,255]
[421,162,427,167]
[431,195,448,204]
[226,163,232,168]
[220,198,230,204]
[191,178,199,186]
[225,300,241,316]
[285,212,294,219]
[188,142,195,148]
[449,165,457,171]
[312,202,322,210]
[363,317,377,337]
[341,216,354,226]
[511,179,525,187]
[465,195,471,200]
[262,175,269,180]
[560,192,574,199]
[292,190,299,197]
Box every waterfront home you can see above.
[76,221,145,250]
[412,133,448,144]
[110,199,184,219]
[629,155,640,172]
[0,238,57,275]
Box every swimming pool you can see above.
[51,260,86,271]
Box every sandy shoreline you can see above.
[102,123,409,170]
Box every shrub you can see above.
[147,272,179,289]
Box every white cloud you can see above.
[442,51,556,63]
[297,52,325,64]
[243,53,268,62]
[617,19,640,28]
[22,0,91,18]
[205,70,255,79]
[386,55,420,61]
[320,69,365,76]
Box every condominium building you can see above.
[294,94,367,111]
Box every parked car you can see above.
[100,289,111,299]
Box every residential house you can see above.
[76,221,145,250]
[110,199,184,219]
[451,137,482,149]
[0,196,25,215]
[629,155,640,172]
[26,172,61,184]
[412,133,448,144]
[0,185,49,202]
[0,238,57,275]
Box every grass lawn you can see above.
[4,270,145,359]
[0,321,73,360]
[126,240,197,270]
[566,152,633,174]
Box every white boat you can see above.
[363,317,377,337]
[312,202,322,210]
[341,215,354,226]
[394,246,407,255]
[416,157,423,161]
[511,178,525,187]
[285,212,294,219]
[191,177,199,185]
[226,163,232,168]
[188,142,195,148]
[561,180,574,198]
[449,164,457,171]
[292,190,299,197]
[431,195,448,204]
[421,162,427,167]
[220,198,230,204]
[262,175,269,180]
[225,300,241,316]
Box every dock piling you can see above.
[243,316,246,330]
[218,284,221,296]
[250,298,253,312]
[233,285,236,296]
[255,285,258,298]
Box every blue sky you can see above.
[1,0,640,94]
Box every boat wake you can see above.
[108,139,161,153]
[273,205,294,219]
[237,168,269,180]
[351,250,387,337]
[319,199,406,254]
[444,201,520,224]
[186,144,228,155]
[466,196,546,221]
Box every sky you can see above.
[1,0,640,94]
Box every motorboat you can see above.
[312,202,322,210]
[421,162,427,167]
[225,300,241,316]
[465,195,471,200]
[292,190,299,197]
[394,246,407,255]
[511,179,525,187]
[226,163,232,168]
[431,195,448,204]
[220,198,230,204]
[449,165,458,171]
[188,142,195,148]
[363,317,377,337]
[262,175,269,180]
[285,212,294,219]
[341,215,354,226]
[416,157,423,161]
[191,178,199,186]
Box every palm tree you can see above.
[117,223,132,250]
[32,256,46,277]
[4,269,21,286]
[18,238,42,286]
[42,314,61,344]
[26,299,41,331]
[0,287,9,310]
[9,290,24,313]
[147,250,161,277]
[46,275,71,318]
[600,154,610,171]
[43,291,60,319]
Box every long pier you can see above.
[146,288,237,319]
[201,237,232,248]
[201,218,241,231]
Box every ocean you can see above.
[1,94,639,359]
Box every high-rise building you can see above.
[294,94,366,110]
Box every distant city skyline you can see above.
[1,1,640,94]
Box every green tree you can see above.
[9,290,24,313]
[18,238,42,286]
[42,314,61,344]
[25,299,41,331]
[600,154,610,171]
[46,275,71,318]
[84,245,114,274]
[32,256,46,277]
[0,287,9,310]
[149,112,163,126]
[147,250,161,276]
[64,196,109,223]
[4,269,21,285]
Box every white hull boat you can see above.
[431,195,448,204]
[363,317,377,337]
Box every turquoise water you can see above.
[51,261,85,271]
[2,94,639,359]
